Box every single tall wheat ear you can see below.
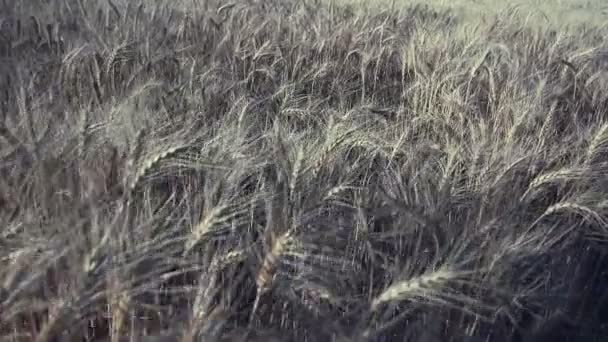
[250,228,295,323]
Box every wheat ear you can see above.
[371,268,470,310]
[309,128,357,177]
[520,167,586,201]
[127,145,190,193]
[184,205,224,254]
[529,201,607,230]
[289,145,304,200]
[586,123,608,164]
[250,229,295,323]
[256,229,294,294]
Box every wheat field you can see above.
[1,0,607,341]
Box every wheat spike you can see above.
[91,53,104,99]
[184,205,223,254]
[289,145,304,200]
[250,229,295,323]
[371,268,468,310]
[210,248,249,272]
[535,201,607,227]
[127,145,189,192]
[127,127,147,174]
[521,167,586,200]
[77,108,90,159]
[323,185,354,202]
[537,100,558,149]
[310,127,357,177]
[586,122,608,164]
[256,230,294,294]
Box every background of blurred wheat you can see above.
[1,0,607,341]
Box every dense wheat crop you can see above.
[1,0,607,341]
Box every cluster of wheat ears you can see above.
[0,0,607,341]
